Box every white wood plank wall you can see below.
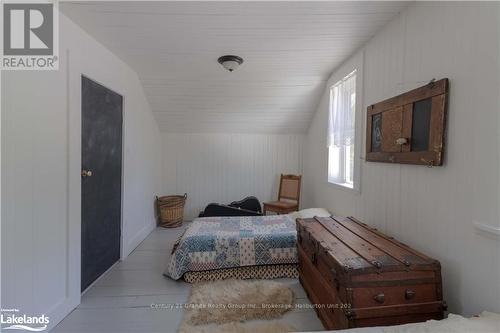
[162,133,304,220]
[303,2,500,316]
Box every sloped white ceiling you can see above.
[61,1,409,133]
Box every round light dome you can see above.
[217,55,244,72]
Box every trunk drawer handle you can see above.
[405,289,416,300]
[373,293,385,304]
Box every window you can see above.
[327,70,357,189]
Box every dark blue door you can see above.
[81,76,122,292]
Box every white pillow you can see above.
[288,208,331,221]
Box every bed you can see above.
[319,312,500,333]
[164,215,299,282]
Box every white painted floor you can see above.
[53,225,325,333]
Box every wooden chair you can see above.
[263,174,302,215]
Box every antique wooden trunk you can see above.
[297,216,446,330]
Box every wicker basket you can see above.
[156,194,187,228]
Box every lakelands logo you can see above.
[1,308,49,331]
[1,0,59,70]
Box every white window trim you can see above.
[326,51,364,193]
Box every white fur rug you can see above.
[178,279,296,333]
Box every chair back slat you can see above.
[278,174,301,204]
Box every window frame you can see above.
[326,52,363,193]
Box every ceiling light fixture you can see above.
[217,55,244,72]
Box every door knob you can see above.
[81,170,93,177]
[396,137,408,145]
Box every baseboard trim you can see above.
[46,296,79,332]
[122,222,156,259]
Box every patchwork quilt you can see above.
[165,215,298,280]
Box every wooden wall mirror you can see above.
[366,78,449,166]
